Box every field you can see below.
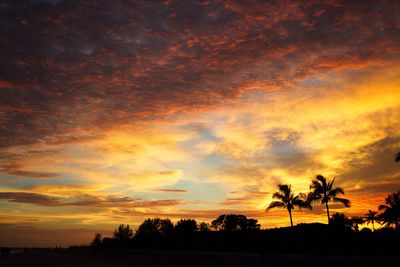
[1,250,400,267]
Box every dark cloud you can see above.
[0,191,183,208]
[1,163,59,178]
[157,189,188,193]
[0,0,399,152]
[339,136,400,183]
[0,192,60,206]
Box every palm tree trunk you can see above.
[288,208,293,227]
[372,221,375,231]
[325,202,330,224]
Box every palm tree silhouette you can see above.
[378,191,400,229]
[309,175,350,224]
[396,152,400,162]
[364,210,378,231]
[266,184,311,227]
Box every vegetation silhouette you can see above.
[395,151,400,162]
[364,210,379,231]
[330,212,353,231]
[309,175,351,224]
[134,218,174,241]
[266,184,311,227]
[211,214,260,231]
[80,187,400,256]
[175,219,198,234]
[90,232,102,247]
[350,216,364,232]
[378,191,400,229]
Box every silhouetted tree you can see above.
[175,219,197,234]
[198,222,211,232]
[159,218,174,236]
[113,224,133,241]
[395,152,400,162]
[266,184,311,227]
[211,214,260,231]
[135,218,174,240]
[378,191,400,229]
[90,232,102,247]
[309,175,350,224]
[364,210,378,231]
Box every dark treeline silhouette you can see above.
[89,189,399,255]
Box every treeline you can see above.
[92,214,261,250]
[89,188,399,254]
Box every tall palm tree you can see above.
[396,152,400,162]
[378,191,400,229]
[364,210,378,231]
[266,184,311,227]
[309,175,351,224]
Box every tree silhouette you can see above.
[135,218,174,240]
[309,175,350,224]
[211,214,260,231]
[175,219,197,234]
[266,184,311,227]
[396,152,400,162]
[90,232,102,247]
[364,210,378,231]
[113,224,133,241]
[378,191,400,229]
[198,222,211,232]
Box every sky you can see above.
[0,0,400,247]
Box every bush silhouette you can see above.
[211,214,260,231]
[90,232,102,247]
[113,224,133,241]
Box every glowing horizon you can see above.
[0,0,400,247]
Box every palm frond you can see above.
[278,184,290,195]
[293,193,312,210]
[328,187,344,197]
[266,201,285,211]
[316,175,327,188]
[272,192,286,201]
[333,197,351,207]
[310,179,323,193]
[378,204,389,211]
[327,178,335,191]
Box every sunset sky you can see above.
[1,0,400,247]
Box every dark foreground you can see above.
[2,250,400,267]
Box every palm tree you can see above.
[309,175,351,224]
[378,191,400,229]
[396,152,400,162]
[364,210,378,231]
[266,184,311,227]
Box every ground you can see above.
[1,250,400,267]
